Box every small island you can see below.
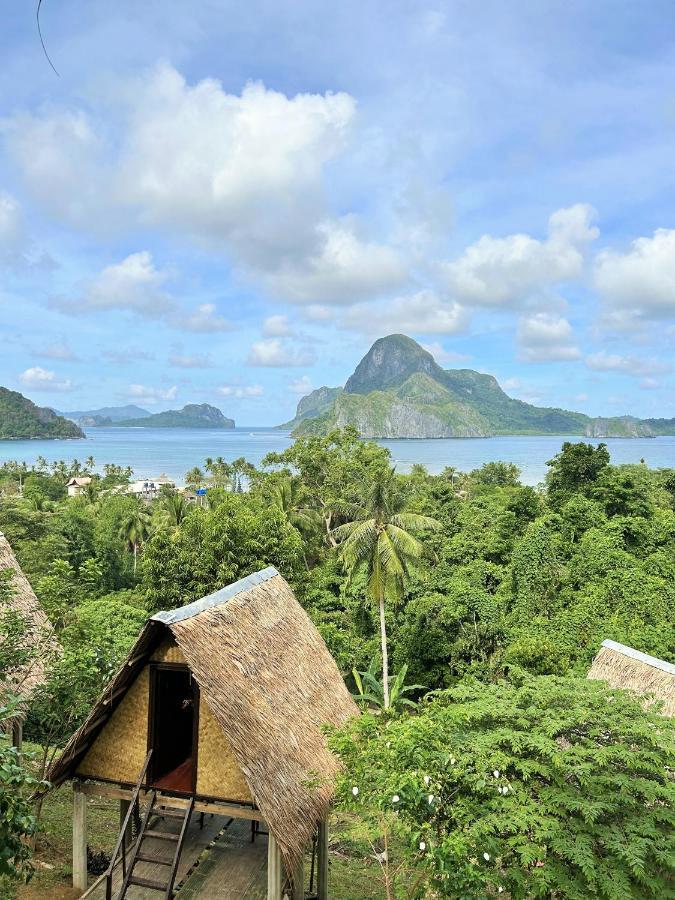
[115,403,235,429]
[0,387,84,441]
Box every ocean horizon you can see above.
[0,427,673,487]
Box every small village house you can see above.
[67,476,93,498]
[588,639,674,717]
[0,532,58,748]
[47,567,358,899]
[127,474,176,501]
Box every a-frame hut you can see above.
[588,639,674,717]
[0,531,58,748]
[48,567,358,898]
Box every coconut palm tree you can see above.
[272,477,321,535]
[332,468,440,709]
[162,491,189,527]
[118,504,152,575]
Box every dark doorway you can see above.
[149,666,198,793]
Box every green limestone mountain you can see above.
[0,387,84,440]
[284,335,663,439]
[116,403,235,429]
[58,404,150,426]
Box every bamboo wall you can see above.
[76,637,252,801]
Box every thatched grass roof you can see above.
[588,640,674,717]
[0,531,58,714]
[48,568,358,870]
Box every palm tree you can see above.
[118,504,152,575]
[332,468,439,709]
[162,491,188,527]
[272,477,321,535]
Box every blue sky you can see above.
[0,0,674,425]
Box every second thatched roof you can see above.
[588,639,675,717]
[0,532,57,714]
[47,567,358,871]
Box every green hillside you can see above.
[116,403,235,429]
[285,335,667,439]
[0,387,85,440]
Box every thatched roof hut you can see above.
[48,567,358,878]
[588,639,674,717]
[0,531,57,717]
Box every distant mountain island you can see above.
[58,404,151,427]
[282,334,675,439]
[116,403,235,429]
[0,388,84,440]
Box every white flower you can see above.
[419,841,426,851]
[493,770,500,779]
[392,795,400,804]
[502,786,509,795]
[386,741,391,748]
[450,756,456,765]
[428,794,434,804]
[483,852,490,862]
[424,774,431,786]
[498,888,504,894]
[352,786,359,796]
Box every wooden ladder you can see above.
[116,792,195,899]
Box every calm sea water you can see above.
[0,428,673,486]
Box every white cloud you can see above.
[267,218,408,304]
[218,383,264,399]
[517,312,581,362]
[0,192,26,266]
[103,346,155,363]
[501,377,546,403]
[247,338,316,367]
[172,303,232,332]
[288,375,314,395]
[168,352,214,368]
[594,229,675,320]
[421,342,470,365]
[53,251,173,318]
[34,340,80,362]
[440,204,598,307]
[5,66,356,273]
[585,350,671,378]
[263,314,291,336]
[127,384,178,404]
[19,366,73,392]
[343,290,468,335]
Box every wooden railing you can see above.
[105,750,153,900]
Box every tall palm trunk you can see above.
[379,592,390,709]
[133,541,138,575]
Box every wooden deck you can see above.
[84,814,267,899]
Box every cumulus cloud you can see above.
[267,218,408,304]
[127,384,178,404]
[53,251,174,318]
[517,312,581,362]
[262,314,291,336]
[343,290,468,335]
[34,340,80,362]
[247,338,316,367]
[218,383,264,398]
[421,342,470,365]
[594,229,675,321]
[4,66,357,275]
[440,204,598,307]
[585,350,671,378]
[19,366,73,392]
[288,375,314,395]
[172,303,232,332]
[168,351,214,368]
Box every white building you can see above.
[127,474,176,501]
[66,477,92,498]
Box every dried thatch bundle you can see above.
[47,568,358,872]
[0,531,58,717]
[588,640,674,717]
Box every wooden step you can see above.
[129,874,170,890]
[156,807,186,819]
[143,829,179,842]
[136,852,173,865]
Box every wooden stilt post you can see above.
[267,832,283,900]
[11,720,22,752]
[73,781,88,892]
[317,818,329,900]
